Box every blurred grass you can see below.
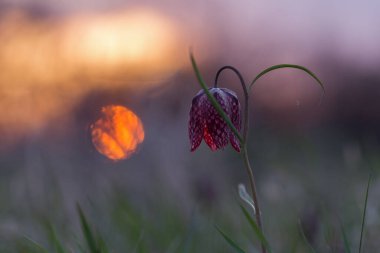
[0,128,379,253]
[1,175,377,253]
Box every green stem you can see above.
[249,64,325,94]
[214,65,266,253]
[191,52,324,253]
[242,146,266,253]
[214,66,249,141]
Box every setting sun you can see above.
[0,8,184,149]
[91,105,145,161]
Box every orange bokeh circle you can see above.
[91,105,144,160]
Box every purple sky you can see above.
[5,0,379,65]
[1,0,379,149]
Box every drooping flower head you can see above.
[189,88,241,152]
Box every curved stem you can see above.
[190,53,243,143]
[249,64,325,93]
[214,66,249,142]
[214,65,266,253]
[192,52,324,253]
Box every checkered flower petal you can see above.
[189,91,206,151]
[203,89,230,150]
[221,88,241,152]
[189,88,241,152]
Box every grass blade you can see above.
[179,210,196,253]
[47,223,67,253]
[77,204,100,253]
[215,226,246,253]
[240,205,272,253]
[23,236,49,253]
[297,219,317,253]
[132,229,145,253]
[340,222,351,253]
[359,173,372,253]
[39,218,67,253]
[98,236,109,253]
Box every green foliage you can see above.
[359,173,372,253]
[22,237,49,253]
[297,220,317,253]
[240,205,272,253]
[77,204,104,253]
[340,223,351,253]
[45,222,67,253]
[215,226,246,253]
[2,173,378,253]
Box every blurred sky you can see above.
[6,0,379,65]
[0,0,380,150]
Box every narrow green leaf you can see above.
[75,239,87,253]
[48,223,67,253]
[132,229,145,253]
[39,218,67,253]
[189,51,243,143]
[240,205,272,253]
[297,219,317,253]
[23,236,49,253]
[215,226,246,253]
[77,204,100,253]
[98,236,109,253]
[359,173,372,253]
[250,64,325,93]
[340,223,351,253]
[179,210,196,253]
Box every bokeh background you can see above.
[1,0,380,252]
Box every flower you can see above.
[189,88,241,152]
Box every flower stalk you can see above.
[214,65,265,253]
[189,51,324,253]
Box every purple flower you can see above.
[189,88,241,152]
